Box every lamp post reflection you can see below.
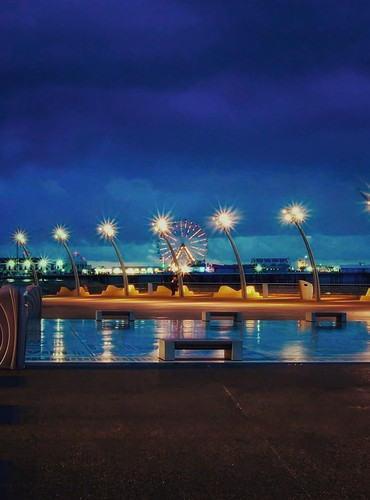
[51,319,66,362]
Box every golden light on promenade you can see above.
[212,206,247,300]
[279,202,320,302]
[152,215,172,234]
[53,225,69,242]
[13,230,28,246]
[97,219,118,240]
[97,218,129,296]
[280,204,308,225]
[212,208,239,231]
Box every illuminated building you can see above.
[251,258,292,272]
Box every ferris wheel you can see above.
[157,219,208,268]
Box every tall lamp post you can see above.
[13,230,39,286]
[97,219,130,296]
[280,204,321,302]
[152,215,184,298]
[52,225,81,296]
[212,208,247,300]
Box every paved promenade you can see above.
[0,295,369,499]
[41,293,370,321]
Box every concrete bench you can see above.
[158,338,243,361]
[201,311,242,323]
[305,312,346,325]
[95,310,135,321]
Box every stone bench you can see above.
[305,311,347,325]
[158,338,243,361]
[95,310,135,321]
[201,311,242,323]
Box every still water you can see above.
[25,318,370,363]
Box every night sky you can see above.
[1,0,369,267]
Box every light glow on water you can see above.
[26,318,370,363]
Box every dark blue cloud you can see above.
[0,0,369,264]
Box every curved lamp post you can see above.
[152,215,184,298]
[280,204,321,302]
[52,225,81,296]
[212,208,247,300]
[97,219,130,296]
[13,230,39,286]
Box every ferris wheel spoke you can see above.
[156,218,208,267]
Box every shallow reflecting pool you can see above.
[26,318,370,363]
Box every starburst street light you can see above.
[53,225,69,242]
[13,229,39,285]
[38,258,49,272]
[280,203,321,302]
[212,208,247,300]
[358,187,370,213]
[97,219,129,296]
[52,225,81,296]
[152,214,184,298]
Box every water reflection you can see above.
[281,343,307,362]
[97,329,114,362]
[52,332,65,362]
[26,318,370,363]
[154,319,200,339]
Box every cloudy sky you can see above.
[1,0,369,267]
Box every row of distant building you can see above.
[1,254,368,277]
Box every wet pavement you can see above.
[26,317,370,364]
[0,295,369,499]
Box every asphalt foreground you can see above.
[1,365,369,499]
[1,295,369,499]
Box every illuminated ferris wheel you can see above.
[157,219,208,268]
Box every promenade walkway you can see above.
[41,293,370,321]
[0,295,369,499]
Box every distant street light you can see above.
[280,204,321,301]
[13,230,39,285]
[97,219,130,296]
[52,225,81,296]
[212,208,247,300]
[358,187,370,213]
[152,215,184,298]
